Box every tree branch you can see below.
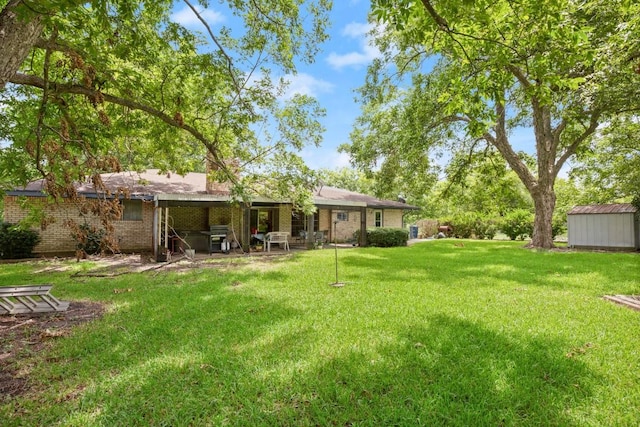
[9,72,237,185]
[506,64,532,89]
[488,101,536,191]
[419,0,520,59]
[555,110,602,174]
[419,0,475,66]
[183,0,241,94]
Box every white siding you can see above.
[568,213,637,249]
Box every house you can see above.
[567,203,639,251]
[3,170,419,256]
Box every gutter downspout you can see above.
[153,196,158,258]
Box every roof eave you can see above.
[6,190,154,200]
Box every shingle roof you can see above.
[11,170,420,210]
[16,170,216,197]
[315,186,420,210]
[567,203,637,215]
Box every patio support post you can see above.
[164,207,169,250]
[154,205,160,257]
[242,206,251,251]
[359,207,367,247]
[306,213,315,249]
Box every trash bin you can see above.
[409,225,419,239]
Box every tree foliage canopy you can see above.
[344,0,640,248]
[571,115,640,205]
[0,0,331,211]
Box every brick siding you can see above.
[3,196,153,254]
[330,210,361,242]
[366,208,404,228]
[381,209,404,228]
[277,204,292,234]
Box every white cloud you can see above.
[171,6,225,28]
[332,151,352,169]
[326,22,382,70]
[282,73,334,99]
[300,148,351,171]
[342,22,372,38]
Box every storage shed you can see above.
[567,204,639,250]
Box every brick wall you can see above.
[329,210,361,242]
[366,208,404,228]
[165,205,243,234]
[277,204,292,234]
[208,205,242,234]
[3,196,153,254]
[383,209,404,228]
[170,207,208,231]
[115,202,154,251]
[318,209,331,234]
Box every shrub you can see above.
[449,213,476,238]
[71,223,105,255]
[552,215,566,239]
[354,228,409,247]
[416,219,438,238]
[444,214,498,240]
[501,209,534,240]
[0,222,40,259]
[474,216,498,240]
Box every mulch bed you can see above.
[0,301,105,400]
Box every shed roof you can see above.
[567,203,637,215]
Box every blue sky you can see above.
[171,0,376,171]
[169,1,562,178]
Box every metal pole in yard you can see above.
[330,220,344,287]
[334,220,339,283]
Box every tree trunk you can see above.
[0,0,43,91]
[528,181,558,249]
[528,181,556,249]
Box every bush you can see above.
[416,219,438,238]
[0,222,40,259]
[474,216,498,240]
[501,209,534,240]
[444,214,498,240]
[72,223,105,255]
[354,228,409,247]
[447,213,472,238]
[552,215,566,239]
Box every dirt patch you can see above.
[1,252,295,400]
[0,301,105,400]
[23,251,294,278]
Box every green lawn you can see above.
[1,240,639,426]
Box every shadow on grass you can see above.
[2,268,306,426]
[0,245,622,425]
[295,314,595,426]
[339,241,640,293]
[11,299,597,425]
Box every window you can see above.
[291,209,319,237]
[337,211,349,222]
[121,199,143,221]
[374,210,383,227]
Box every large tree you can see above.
[0,0,329,204]
[571,114,640,205]
[345,0,640,248]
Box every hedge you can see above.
[354,228,409,247]
[0,222,40,259]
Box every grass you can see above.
[1,240,640,426]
